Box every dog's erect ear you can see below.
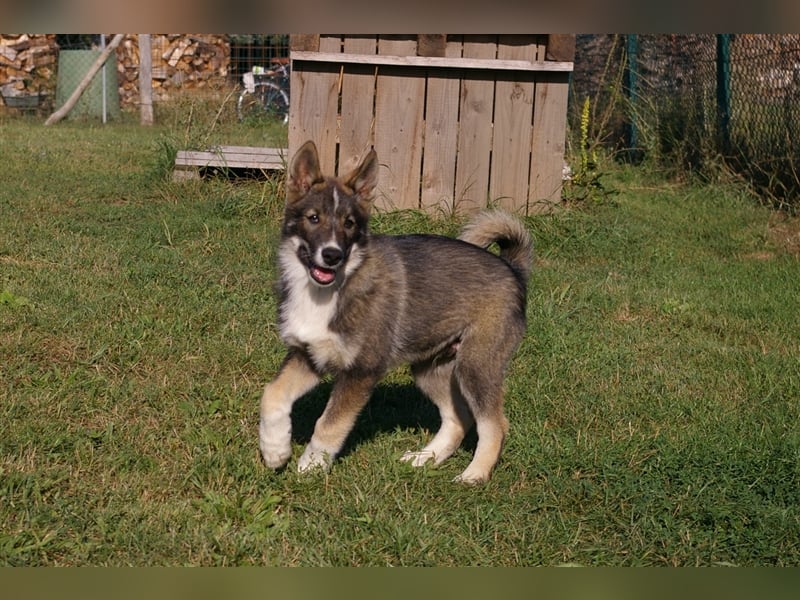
[344,149,378,202]
[288,141,324,202]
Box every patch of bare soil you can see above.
[768,212,800,257]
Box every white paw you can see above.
[453,467,489,485]
[259,416,292,469]
[297,445,333,473]
[400,450,436,467]
[261,448,292,469]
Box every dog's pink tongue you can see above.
[311,266,336,285]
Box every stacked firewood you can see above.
[0,34,231,108]
[0,34,58,103]
[116,34,231,105]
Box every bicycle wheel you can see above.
[237,81,289,124]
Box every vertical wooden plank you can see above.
[420,36,462,213]
[339,35,377,176]
[289,34,319,52]
[529,73,570,212]
[489,35,536,214]
[288,35,341,175]
[373,35,425,211]
[319,34,342,52]
[530,35,571,213]
[546,34,576,62]
[454,35,497,213]
[418,34,447,57]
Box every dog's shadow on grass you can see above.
[289,381,478,460]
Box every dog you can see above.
[259,140,533,483]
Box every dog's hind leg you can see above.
[297,372,379,473]
[401,360,474,468]
[451,354,510,484]
[455,408,508,484]
[260,351,320,469]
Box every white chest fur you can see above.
[277,243,358,371]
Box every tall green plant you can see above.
[564,97,616,205]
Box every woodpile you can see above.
[116,34,231,105]
[0,34,231,109]
[0,34,58,105]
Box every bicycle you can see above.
[237,59,290,124]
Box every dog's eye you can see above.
[343,217,356,229]
[307,214,320,224]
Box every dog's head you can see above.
[282,140,378,287]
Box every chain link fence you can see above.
[571,34,800,211]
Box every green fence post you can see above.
[624,34,641,162]
[716,34,732,155]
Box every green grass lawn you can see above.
[1,113,798,565]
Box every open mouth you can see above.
[295,244,344,287]
[309,264,337,286]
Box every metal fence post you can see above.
[716,34,732,155]
[624,34,641,162]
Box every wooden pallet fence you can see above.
[288,34,574,215]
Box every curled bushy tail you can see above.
[458,210,533,285]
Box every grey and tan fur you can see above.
[259,140,533,483]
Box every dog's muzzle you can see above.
[308,246,343,286]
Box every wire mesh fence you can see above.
[228,35,289,78]
[726,34,800,209]
[571,34,800,210]
[50,35,120,121]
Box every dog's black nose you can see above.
[321,246,343,266]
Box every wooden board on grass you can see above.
[173,146,286,180]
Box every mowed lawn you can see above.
[1,115,799,565]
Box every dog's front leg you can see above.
[260,351,320,469]
[297,372,378,473]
